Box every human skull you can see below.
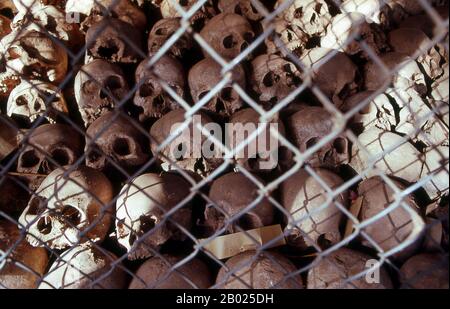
[86,18,143,64]
[227,108,285,172]
[115,173,192,260]
[38,243,127,289]
[204,172,273,235]
[218,0,264,21]
[276,0,333,38]
[264,18,309,56]
[216,251,303,289]
[250,54,302,107]
[340,0,391,27]
[388,27,445,80]
[281,168,349,249]
[18,166,114,250]
[287,106,349,168]
[85,111,149,172]
[320,12,387,57]
[7,79,68,125]
[149,109,222,177]
[11,4,83,49]
[129,255,212,289]
[200,13,254,60]
[189,57,246,118]
[159,0,215,29]
[357,177,421,260]
[0,0,16,17]
[300,47,359,106]
[134,56,185,121]
[74,59,129,127]
[0,220,48,289]
[147,18,193,59]
[307,247,393,289]
[399,253,449,289]
[65,0,147,32]
[17,123,84,181]
[364,52,427,95]
[1,29,68,84]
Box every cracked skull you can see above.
[287,106,349,168]
[85,111,149,172]
[75,59,129,127]
[18,166,114,250]
[115,173,192,260]
[7,79,68,125]
[200,13,254,60]
[189,57,246,118]
[134,56,186,121]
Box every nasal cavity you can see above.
[97,40,119,59]
[37,216,52,235]
[59,205,82,226]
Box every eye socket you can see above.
[27,196,47,216]
[113,138,132,156]
[306,137,319,149]
[333,138,347,154]
[16,95,29,106]
[20,150,41,168]
[223,35,237,49]
[37,216,52,235]
[50,148,71,167]
[263,71,280,87]
[220,87,235,102]
[139,83,154,97]
[58,205,82,226]
[82,80,98,94]
[243,32,254,42]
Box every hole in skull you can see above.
[243,32,254,42]
[236,214,260,230]
[155,27,169,36]
[16,95,28,106]
[240,42,249,52]
[310,13,317,23]
[294,7,303,18]
[27,197,47,216]
[87,148,102,162]
[20,150,40,168]
[37,216,52,235]
[139,83,154,97]
[234,5,242,15]
[220,87,235,102]
[194,158,206,173]
[263,71,280,87]
[306,137,319,149]
[179,0,189,7]
[333,138,347,154]
[152,95,166,110]
[215,99,226,114]
[113,138,132,156]
[97,41,119,59]
[0,8,14,19]
[100,76,122,99]
[33,101,41,111]
[250,3,258,14]
[51,148,70,166]
[45,16,57,33]
[198,91,209,101]
[314,3,323,13]
[223,35,237,49]
[58,205,82,226]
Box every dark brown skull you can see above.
[147,18,193,59]
[86,18,143,64]
[286,106,349,168]
[134,56,186,121]
[200,13,254,60]
[218,0,264,21]
[86,111,149,171]
[74,59,129,127]
[204,172,273,235]
[188,57,245,118]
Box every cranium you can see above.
[65,0,147,32]
[115,173,192,260]
[7,79,68,125]
[0,29,68,84]
[264,18,309,57]
[286,106,349,168]
[74,59,129,127]
[147,18,193,59]
[0,0,16,17]
[38,243,127,289]
[357,176,421,260]
[216,251,303,289]
[85,111,149,172]
[227,108,285,172]
[281,168,349,249]
[18,166,114,250]
[388,27,445,80]
[276,0,334,38]
[189,57,246,118]
[134,56,185,121]
[200,13,254,60]
[159,0,215,29]
[340,0,391,27]
[149,109,222,177]
[250,54,302,107]
[86,18,143,64]
[300,47,359,106]
[204,172,273,235]
[400,253,449,289]
[0,220,48,289]
[321,12,387,57]
[307,248,393,289]
[11,4,83,49]
[129,255,212,289]
[218,0,264,21]
[364,52,427,95]
[17,123,84,184]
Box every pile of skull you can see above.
[0,0,449,289]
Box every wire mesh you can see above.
[0,0,448,289]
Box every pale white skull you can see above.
[421,145,449,199]
[0,29,68,84]
[18,166,114,250]
[264,18,309,56]
[7,79,68,125]
[340,0,391,26]
[38,243,127,289]
[115,173,192,260]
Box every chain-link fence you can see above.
[0,0,448,289]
